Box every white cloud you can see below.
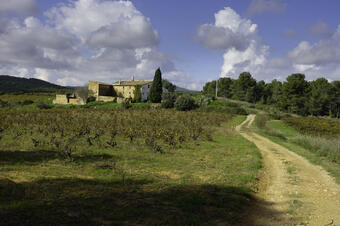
[309,20,332,38]
[0,0,191,89]
[0,0,39,16]
[196,7,269,79]
[246,0,286,17]
[196,7,257,51]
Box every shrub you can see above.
[196,96,212,107]
[255,114,268,129]
[23,100,34,105]
[161,92,177,109]
[174,95,197,111]
[0,99,9,108]
[36,101,52,109]
[121,98,132,109]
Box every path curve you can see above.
[238,115,340,226]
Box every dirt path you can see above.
[237,115,340,226]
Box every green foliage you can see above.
[174,95,197,111]
[148,68,163,103]
[121,98,132,109]
[196,96,212,107]
[162,79,176,92]
[254,114,268,129]
[161,92,177,108]
[278,74,309,115]
[282,116,340,138]
[133,85,142,103]
[36,101,52,109]
[232,72,256,101]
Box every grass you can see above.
[0,114,267,225]
[254,119,340,184]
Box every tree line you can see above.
[202,72,340,117]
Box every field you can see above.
[0,106,263,225]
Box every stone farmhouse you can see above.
[89,77,153,102]
[53,77,153,105]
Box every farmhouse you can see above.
[88,77,153,102]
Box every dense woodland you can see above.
[202,73,340,117]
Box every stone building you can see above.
[88,81,115,102]
[88,77,153,102]
[112,79,152,101]
[53,94,84,105]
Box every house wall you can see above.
[54,94,69,104]
[97,96,115,102]
[113,86,136,99]
[98,84,115,96]
[141,83,152,101]
[69,98,78,105]
[88,81,100,98]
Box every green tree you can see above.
[308,78,332,116]
[133,85,142,103]
[202,80,216,97]
[218,77,233,98]
[232,72,256,101]
[148,68,163,103]
[278,74,309,115]
[162,79,176,92]
[330,81,340,118]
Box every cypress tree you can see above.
[148,68,163,103]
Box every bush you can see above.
[174,95,197,111]
[0,99,9,108]
[196,96,212,107]
[255,114,268,129]
[36,101,52,109]
[22,100,34,105]
[161,92,177,109]
[121,98,132,109]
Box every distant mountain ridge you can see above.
[0,75,195,95]
[0,75,71,94]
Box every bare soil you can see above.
[237,115,340,226]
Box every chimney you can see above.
[119,80,121,85]
[132,75,134,81]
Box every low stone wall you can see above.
[97,96,115,102]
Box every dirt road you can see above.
[237,115,340,226]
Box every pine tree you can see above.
[148,68,163,103]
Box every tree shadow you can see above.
[0,178,285,226]
[0,150,58,164]
[0,150,118,165]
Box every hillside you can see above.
[0,75,71,94]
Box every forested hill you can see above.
[0,75,71,94]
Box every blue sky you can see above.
[0,0,339,89]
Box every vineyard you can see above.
[0,109,230,159]
[282,116,340,138]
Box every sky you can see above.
[0,0,339,90]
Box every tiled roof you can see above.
[113,80,152,86]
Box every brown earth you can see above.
[237,115,340,226]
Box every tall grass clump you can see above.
[255,114,287,140]
[292,135,340,163]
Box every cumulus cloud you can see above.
[0,0,39,16]
[309,21,332,38]
[196,7,269,78]
[0,0,193,88]
[246,0,286,17]
[196,7,258,51]
[197,7,340,83]
[288,26,340,66]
